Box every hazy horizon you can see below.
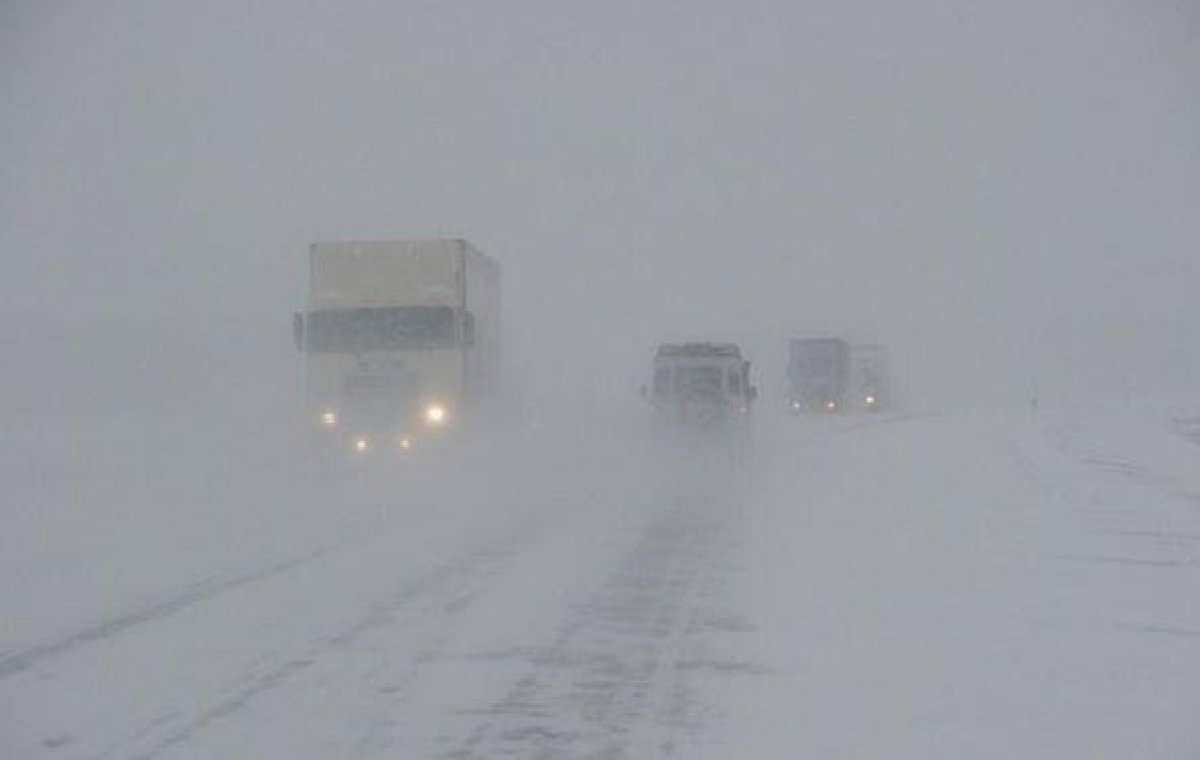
[3,0,1198,414]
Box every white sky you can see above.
[2,0,1198,412]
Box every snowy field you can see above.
[3,403,1200,759]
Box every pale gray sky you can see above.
[3,0,1198,412]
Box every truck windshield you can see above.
[305,306,457,353]
[790,341,847,376]
[675,366,724,397]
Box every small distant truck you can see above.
[786,337,850,412]
[851,343,890,411]
[293,239,500,454]
[644,343,757,430]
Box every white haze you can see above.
[3,1,1200,758]
[2,0,1199,416]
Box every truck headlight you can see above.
[864,395,876,406]
[321,410,337,427]
[353,436,370,453]
[425,404,448,426]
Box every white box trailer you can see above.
[294,239,499,454]
[787,337,850,412]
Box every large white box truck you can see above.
[293,239,500,454]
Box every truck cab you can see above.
[644,343,756,431]
[293,239,499,456]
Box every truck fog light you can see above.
[425,404,448,426]
[321,410,337,427]
[353,436,370,453]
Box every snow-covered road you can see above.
[3,407,1199,758]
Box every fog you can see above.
[3,0,1199,417]
[4,2,1200,757]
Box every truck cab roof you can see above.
[655,342,743,360]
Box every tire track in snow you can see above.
[442,495,727,759]
[98,537,525,760]
[0,544,338,681]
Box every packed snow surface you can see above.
[3,405,1199,758]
